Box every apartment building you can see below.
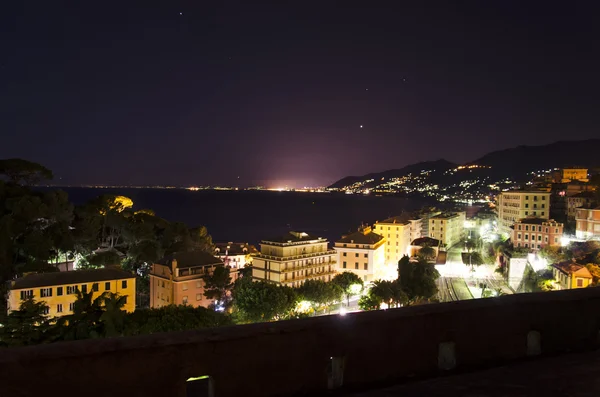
[214,242,257,270]
[8,268,136,317]
[511,218,563,250]
[334,227,385,282]
[252,231,337,287]
[428,212,466,248]
[497,191,551,236]
[576,208,600,240]
[567,192,597,220]
[372,216,411,266]
[150,251,227,308]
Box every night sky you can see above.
[2,2,600,188]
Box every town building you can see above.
[552,168,589,183]
[149,251,226,308]
[408,237,441,258]
[8,268,135,317]
[552,262,593,289]
[496,191,551,236]
[252,231,337,287]
[576,208,600,240]
[214,242,257,270]
[428,212,466,248]
[334,227,385,282]
[567,192,597,220]
[372,216,411,266]
[511,218,564,250]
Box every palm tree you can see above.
[57,289,104,340]
[99,292,128,337]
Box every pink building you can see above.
[512,218,563,250]
[576,207,600,240]
[149,251,235,308]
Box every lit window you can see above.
[182,296,188,304]
[196,294,202,301]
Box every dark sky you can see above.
[2,2,600,188]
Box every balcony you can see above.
[255,249,337,261]
[280,261,336,273]
[282,269,338,283]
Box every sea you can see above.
[56,188,438,245]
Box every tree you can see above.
[417,246,436,261]
[463,252,484,268]
[586,263,600,286]
[99,293,128,337]
[331,272,364,306]
[539,246,566,265]
[0,298,52,347]
[370,280,407,308]
[298,279,342,314]
[398,258,440,305]
[0,158,53,185]
[56,289,105,341]
[358,292,381,311]
[202,265,233,309]
[231,277,298,323]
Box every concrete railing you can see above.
[3,288,600,397]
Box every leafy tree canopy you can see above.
[0,158,53,185]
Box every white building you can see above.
[214,242,257,270]
[334,227,387,282]
[372,217,411,266]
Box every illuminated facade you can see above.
[428,212,466,248]
[552,262,592,289]
[334,227,386,282]
[214,242,257,270]
[150,251,228,308]
[372,217,412,266]
[567,192,596,220]
[576,208,600,240]
[8,268,135,317]
[552,168,589,183]
[252,232,337,287]
[497,191,551,236]
[512,218,563,250]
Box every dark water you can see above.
[55,188,430,245]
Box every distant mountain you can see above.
[329,159,457,189]
[328,140,600,201]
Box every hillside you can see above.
[328,139,600,201]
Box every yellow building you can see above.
[372,216,412,266]
[496,191,551,236]
[552,168,589,183]
[334,227,386,282]
[428,212,466,248]
[552,262,593,289]
[8,268,136,317]
[252,231,337,287]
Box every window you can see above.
[343,261,346,268]
[343,252,347,257]
[555,228,558,233]
[92,283,99,292]
[525,225,529,231]
[542,204,545,208]
[42,307,49,315]
[40,287,52,297]
[67,286,77,294]
[541,212,545,216]
[542,196,546,200]
[388,234,390,238]
[554,237,558,243]
[123,296,127,304]
[57,287,63,296]
[105,282,110,290]
[577,279,583,287]
[343,244,347,248]
[518,225,522,230]
[517,233,521,239]
[121,280,127,289]
[196,280,202,288]
[355,253,359,257]
[538,235,542,241]
[20,290,33,300]
[388,227,390,230]
[364,263,368,270]
[196,294,202,301]
[162,280,165,288]
[57,304,63,313]
[182,296,188,304]
[545,227,549,233]
[355,263,359,269]
[364,253,368,258]
[525,203,529,208]
[69,303,74,311]
[537,244,541,249]
[525,234,529,240]
[525,196,529,200]
[81,284,88,293]
[183,283,188,291]
[525,211,528,215]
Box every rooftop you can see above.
[516,217,561,225]
[411,237,440,247]
[337,231,384,245]
[552,261,592,276]
[157,250,223,269]
[214,242,258,256]
[12,268,135,290]
[262,231,325,244]
[377,215,411,225]
[431,212,463,220]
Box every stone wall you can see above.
[2,287,600,397]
